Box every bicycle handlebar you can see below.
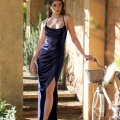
[86,57,106,74]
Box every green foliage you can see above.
[23,2,27,31]
[90,17,102,30]
[104,57,120,86]
[23,14,42,68]
[63,54,69,66]
[115,57,120,67]
[23,2,27,45]
[0,101,7,117]
[23,2,47,69]
[0,101,16,120]
[23,2,27,22]
[40,5,47,21]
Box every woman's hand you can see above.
[84,55,94,61]
[30,61,36,75]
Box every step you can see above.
[23,114,82,120]
[23,100,82,111]
[23,79,38,88]
[23,91,81,118]
[23,79,64,91]
[58,114,83,120]
[58,100,82,114]
[23,110,37,119]
[23,100,82,118]
[23,90,76,99]
[23,99,38,111]
[23,79,38,91]
[23,80,63,87]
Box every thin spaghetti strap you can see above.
[62,16,65,26]
[45,18,49,26]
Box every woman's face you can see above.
[50,1,62,15]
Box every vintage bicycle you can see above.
[84,57,120,120]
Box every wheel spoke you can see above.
[92,90,105,120]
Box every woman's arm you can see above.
[65,14,93,60]
[31,22,46,62]
[30,21,46,74]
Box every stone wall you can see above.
[65,0,84,101]
[0,0,23,120]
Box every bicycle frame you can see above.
[92,57,120,119]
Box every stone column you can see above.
[0,0,23,120]
[104,0,120,119]
[106,0,120,64]
[83,0,105,119]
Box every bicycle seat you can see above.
[116,72,120,80]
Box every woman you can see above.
[30,0,94,120]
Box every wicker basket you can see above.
[84,69,104,83]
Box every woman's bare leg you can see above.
[43,78,55,120]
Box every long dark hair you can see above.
[47,0,66,18]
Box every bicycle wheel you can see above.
[92,89,105,120]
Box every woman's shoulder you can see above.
[64,14,72,19]
[63,14,73,23]
[42,19,48,25]
[41,19,49,28]
[64,14,73,22]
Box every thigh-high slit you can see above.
[37,51,64,120]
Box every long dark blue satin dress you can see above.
[37,16,67,120]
